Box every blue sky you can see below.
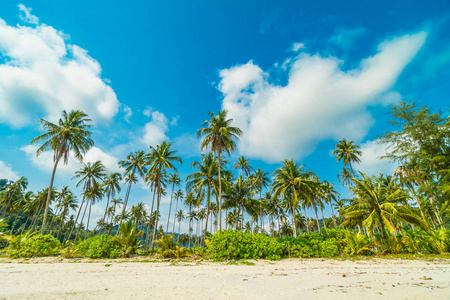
[0,1,449,231]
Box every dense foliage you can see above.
[76,235,122,259]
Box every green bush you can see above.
[9,234,60,258]
[279,229,348,258]
[76,235,122,259]
[206,230,284,260]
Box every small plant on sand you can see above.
[155,234,188,258]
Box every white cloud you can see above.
[289,42,305,52]
[357,140,397,176]
[18,4,39,25]
[0,10,119,128]
[173,134,201,158]
[122,105,133,123]
[21,145,121,176]
[0,160,20,181]
[218,31,427,162]
[141,109,169,146]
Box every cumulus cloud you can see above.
[0,160,20,181]
[18,4,39,25]
[289,42,305,52]
[21,145,121,176]
[218,31,427,162]
[141,108,170,146]
[357,140,397,176]
[0,11,119,128]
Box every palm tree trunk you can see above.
[303,207,310,233]
[217,151,223,231]
[75,200,89,241]
[291,204,297,238]
[204,185,210,233]
[120,173,134,225]
[330,204,337,228]
[166,182,175,233]
[172,198,179,234]
[320,207,327,230]
[151,175,162,249]
[85,200,93,239]
[313,206,321,233]
[66,197,86,241]
[41,156,61,234]
[101,191,111,235]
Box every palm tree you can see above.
[119,151,148,222]
[250,168,270,230]
[233,156,253,177]
[341,173,427,239]
[147,141,182,247]
[166,173,181,233]
[172,190,183,234]
[333,138,362,178]
[322,181,340,228]
[186,153,221,233]
[272,159,315,237]
[176,209,185,240]
[101,172,122,233]
[197,110,242,231]
[70,161,106,240]
[31,110,93,233]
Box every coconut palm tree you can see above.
[100,172,122,233]
[176,209,185,240]
[196,110,242,231]
[70,161,106,240]
[147,141,182,247]
[31,110,93,233]
[172,190,183,234]
[333,138,362,178]
[272,159,315,237]
[233,156,253,177]
[119,151,148,222]
[166,173,180,233]
[341,173,427,240]
[322,181,340,228]
[186,153,221,233]
[250,168,270,230]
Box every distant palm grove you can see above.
[0,101,449,259]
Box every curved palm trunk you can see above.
[303,206,311,233]
[204,185,211,233]
[101,191,112,235]
[120,172,135,225]
[41,156,61,234]
[172,198,179,234]
[166,182,175,233]
[330,204,337,228]
[66,196,86,241]
[75,201,89,240]
[85,200,93,239]
[151,172,162,249]
[188,204,192,248]
[145,185,157,248]
[217,152,223,232]
[291,204,297,238]
[320,207,327,230]
[313,206,321,233]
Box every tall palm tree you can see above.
[166,173,181,233]
[147,141,182,246]
[272,159,316,237]
[119,151,148,222]
[250,168,270,230]
[31,110,93,233]
[70,161,106,240]
[186,153,221,233]
[233,156,253,177]
[100,172,122,233]
[172,190,183,234]
[176,209,185,240]
[333,138,362,178]
[322,181,340,228]
[196,110,242,231]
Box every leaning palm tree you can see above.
[31,110,93,233]
[341,173,427,240]
[250,168,270,230]
[100,172,122,233]
[172,190,183,234]
[196,110,242,231]
[147,141,182,247]
[119,151,148,223]
[166,173,181,233]
[333,138,362,178]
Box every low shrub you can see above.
[9,234,60,258]
[76,235,122,259]
[206,230,284,260]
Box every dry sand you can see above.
[0,257,449,299]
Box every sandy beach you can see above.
[0,258,449,299]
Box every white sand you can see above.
[0,258,449,299]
